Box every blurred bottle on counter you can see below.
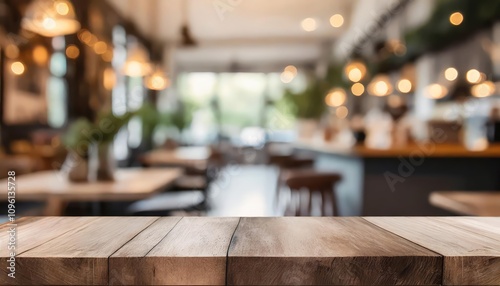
[487,107,500,143]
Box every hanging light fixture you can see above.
[123,43,151,77]
[367,74,393,97]
[144,66,170,91]
[344,60,367,83]
[22,0,80,37]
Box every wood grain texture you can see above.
[365,217,500,286]
[3,217,157,285]
[429,191,500,216]
[227,217,442,285]
[0,168,182,201]
[110,217,240,285]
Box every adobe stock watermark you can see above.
[384,128,447,192]
[213,0,243,21]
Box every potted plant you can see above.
[283,77,329,139]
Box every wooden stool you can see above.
[269,155,315,207]
[284,171,341,216]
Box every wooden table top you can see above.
[0,168,182,201]
[141,147,210,169]
[1,217,499,285]
[430,191,500,216]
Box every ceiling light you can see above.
[22,0,80,37]
[330,14,344,28]
[301,18,317,32]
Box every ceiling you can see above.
[106,0,356,72]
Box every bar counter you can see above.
[294,141,500,216]
[1,216,499,285]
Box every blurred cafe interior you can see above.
[1,0,500,220]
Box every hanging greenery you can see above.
[377,0,500,72]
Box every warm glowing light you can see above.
[55,2,69,15]
[330,14,344,28]
[368,75,393,97]
[78,29,92,44]
[123,44,151,77]
[280,71,295,83]
[103,67,116,90]
[301,18,317,32]
[11,61,25,75]
[397,79,412,93]
[348,68,363,82]
[450,12,464,26]
[351,83,365,96]
[336,106,349,119]
[426,84,448,99]
[471,81,496,98]
[102,50,113,62]
[344,60,367,82]
[94,41,107,54]
[42,17,56,30]
[284,65,298,76]
[33,45,49,65]
[325,88,347,107]
[5,44,19,59]
[65,45,80,59]
[22,0,80,37]
[466,69,482,84]
[444,67,458,81]
[145,70,170,91]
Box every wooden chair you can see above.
[284,171,342,216]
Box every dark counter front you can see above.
[295,141,500,216]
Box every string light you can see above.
[351,83,365,96]
[426,84,448,99]
[444,67,458,81]
[466,69,482,84]
[325,88,346,107]
[397,79,412,93]
[449,12,464,26]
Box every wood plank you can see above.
[4,217,157,285]
[0,168,182,201]
[0,217,95,257]
[429,191,500,216]
[227,217,442,285]
[110,217,240,285]
[365,217,500,285]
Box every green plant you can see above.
[283,77,330,120]
[63,104,159,154]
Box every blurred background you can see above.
[1,0,500,219]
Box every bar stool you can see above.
[283,170,341,216]
[269,154,315,207]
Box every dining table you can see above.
[0,168,182,216]
[1,216,499,285]
[140,146,210,170]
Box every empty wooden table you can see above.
[429,191,500,216]
[141,147,210,170]
[1,217,499,285]
[0,168,182,216]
